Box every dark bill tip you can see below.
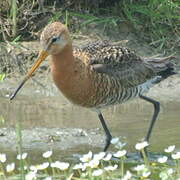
[10,78,27,100]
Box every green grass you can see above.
[0,74,5,82]
[2,0,178,50]
[120,0,179,50]
[16,118,25,180]
[10,0,17,37]
[46,0,179,52]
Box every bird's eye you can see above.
[51,37,58,43]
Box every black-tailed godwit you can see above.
[10,22,176,151]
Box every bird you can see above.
[10,21,176,152]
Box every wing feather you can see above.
[75,41,175,88]
[81,41,155,87]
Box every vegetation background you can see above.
[0,0,179,76]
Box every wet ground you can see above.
[0,28,180,163]
[0,73,180,163]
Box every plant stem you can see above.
[0,162,6,179]
[11,0,17,37]
[65,10,69,27]
[48,158,56,176]
[16,118,25,180]
[121,157,124,177]
[141,149,149,167]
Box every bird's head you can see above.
[10,22,71,100]
[40,22,71,55]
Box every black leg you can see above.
[98,112,112,151]
[139,95,160,142]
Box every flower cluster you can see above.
[0,142,179,179]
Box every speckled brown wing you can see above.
[81,41,175,88]
[78,41,153,88]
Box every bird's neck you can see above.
[49,43,94,107]
[50,44,74,72]
[50,44,78,97]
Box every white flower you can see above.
[142,171,151,177]
[88,159,99,168]
[80,151,92,162]
[17,152,28,160]
[104,164,118,171]
[115,142,127,149]
[37,162,49,170]
[113,150,127,158]
[111,138,126,148]
[51,161,69,170]
[42,151,52,158]
[135,141,149,150]
[17,165,28,171]
[134,164,145,171]
[171,152,180,160]
[50,162,56,168]
[93,152,106,161]
[103,153,112,161]
[164,145,175,153]
[111,137,120,144]
[6,163,15,172]
[122,170,132,180]
[92,169,103,176]
[24,166,28,170]
[43,177,52,180]
[29,165,38,172]
[58,162,69,170]
[167,168,174,175]
[159,171,168,180]
[0,153,6,163]
[81,172,88,177]
[73,163,89,171]
[25,171,37,180]
[73,163,86,171]
[157,156,168,163]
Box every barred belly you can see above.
[100,86,140,108]
[92,74,140,108]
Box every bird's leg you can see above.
[139,95,160,155]
[97,111,112,152]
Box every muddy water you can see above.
[0,76,180,163]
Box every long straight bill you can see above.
[10,50,48,100]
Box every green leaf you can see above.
[0,115,5,124]
[0,73,5,82]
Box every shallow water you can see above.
[0,77,180,163]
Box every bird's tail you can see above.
[144,55,177,80]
